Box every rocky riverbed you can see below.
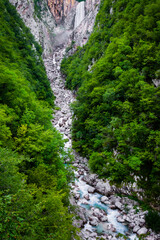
[44,46,160,240]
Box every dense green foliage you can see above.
[0,0,78,239]
[61,0,160,203]
[145,210,160,233]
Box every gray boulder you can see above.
[137,227,148,235]
[100,196,109,204]
[89,216,99,226]
[133,225,140,233]
[117,216,125,223]
[115,201,123,210]
[88,186,95,193]
[100,215,108,222]
[84,194,90,200]
[95,180,112,195]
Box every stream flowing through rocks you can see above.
[44,46,159,240]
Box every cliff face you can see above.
[9,0,100,56]
[9,0,56,58]
[47,0,76,24]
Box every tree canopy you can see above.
[61,0,160,206]
[0,0,79,239]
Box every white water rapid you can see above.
[44,47,159,240]
[74,1,85,29]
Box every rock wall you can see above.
[9,0,56,58]
[9,0,100,56]
[47,0,101,51]
[47,0,76,24]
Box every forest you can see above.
[0,0,79,239]
[61,0,160,206]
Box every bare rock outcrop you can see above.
[48,0,76,23]
[9,0,55,58]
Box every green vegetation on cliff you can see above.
[61,0,160,204]
[0,0,78,239]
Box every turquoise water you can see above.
[75,176,138,239]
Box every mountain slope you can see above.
[0,1,78,239]
[61,0,160,205]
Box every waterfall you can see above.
[74,1,85,29]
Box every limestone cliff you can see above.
[52,0,100,50]
[9,0,56,58]
[47,0,76,24]
[9,0,100,57]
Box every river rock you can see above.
[100,215,108,222]
[89,216,99,226]
[146,236,157,240]
[100,196,109,204]
[78,170,84,175]
[125,216,132,223]
[88,186,95,193]
[84,194,90,200]
[92,208,103,218]
[74,192,80,200]
[58,118,64,127]
[73,163,79,167]
[83,174,98,185]
[137,227,148,235]
[95,180,112,196]
[69,195,76,205]
[117,215,125,223]
[81,199,89,205]
[115,201,123,210]
[90,219,99,226]
[133,225,140,233]
[89,232,97,238]
[129,222,135,228]
[139,218,145,226]
[109,195,120,204]
[109,204,117,209]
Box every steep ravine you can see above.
[44,47,160,240]
[10,0,159,239]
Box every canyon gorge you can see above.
[4,0,160,239]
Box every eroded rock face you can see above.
[10,0,101,58]
[9,0,55,58]
[47,0,76,24]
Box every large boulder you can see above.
[83,174,98,185]
[84,194,90,200]
[133,225,140,233]
[117,215,125,223]
[100,215,108,222]
[100,196,109,204]
[88,186,95,193]
[95,180,112,196]
[137,227,148,235]
[89,216,99,226]
[115,201,123,210]
[92,208,104,219]
[74,192,80,200]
